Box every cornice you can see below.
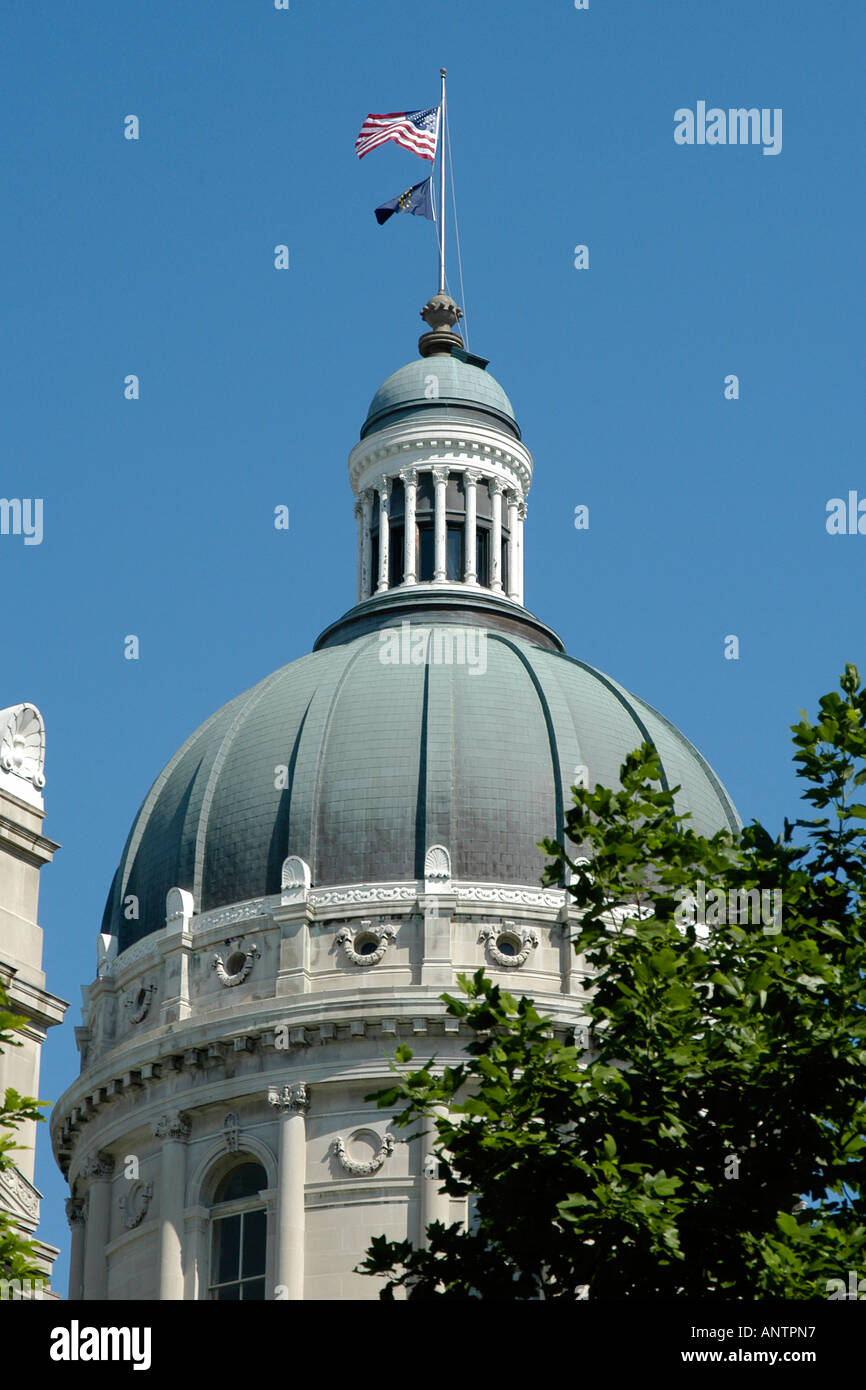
[348,419,534,496]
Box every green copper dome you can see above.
[362,356,520,440]
[103,621,739,955]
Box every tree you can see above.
[0,986,48,1282]
[360,666,866,1298]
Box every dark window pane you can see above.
[446,525,463,581]
[388,525,404,587]
[214,1284,240,1301]
[214,1163,267,1205]
[476,528,489,587]
[502,538,510,595]
[389,478,405,519]
[415,472,435,513]
[241,1208,267,1279]
[214,1214,241,1285]
[418,525,435,581]
[241,1279,267,1301]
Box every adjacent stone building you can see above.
[0,703,68,1291]
[50,296,739,1299]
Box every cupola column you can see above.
[516,499,527,604]
[151,1111,190,1301]
[432,466,449,582]
[376,478,391,593]
[268,1082,309,1300]
[81,1152,114,1299]
[360,490,373,601]
[354,498,364,600]
[463,469,479,583]
[66,1199,86,1301]
[401,467,418,585]
[506,492,520,601]
[489,480,505,594]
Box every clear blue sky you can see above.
[3,0,864,1291]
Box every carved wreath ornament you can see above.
[478,924,539,968]
[213,942,259,987]
[331,1132,395,1176]
[119,1180,153,1230]
[335,921,395,967]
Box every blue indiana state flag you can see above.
[374,177,434,225]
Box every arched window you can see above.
[208,1160,267,1301]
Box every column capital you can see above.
[463,467,482,487]
[66,1197,86,1227]
[151,1111,191,1142]
[268,1082,310,1115]
[359,487,374,507]
[488,478,506,497]
[353,498,363,520]
[431,465,450,486]
[399,466,419,487]
[377,476,391,503]
[79,1150,115,1181]
[518,499,527,520]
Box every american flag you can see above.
[355,106,440,162]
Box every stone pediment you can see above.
[0,1163,41,1232]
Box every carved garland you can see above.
[213,942,260,987]
[335,921,396,967]
[479,924,539,968]
[332,1132,395,1176]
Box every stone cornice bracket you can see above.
[79,1151,115,1182]
[119,1179,153,1230]
[478,923,540,968]
[336,920,396,967]
[0,702,46,808]
[65,1197,86,1228]
[151,1112,191,1142]
[213,941,260,987]
[268,1082,310,1115]
[332,1132,395,1176]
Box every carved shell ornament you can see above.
[479,924,539,968]
[336,921,396,967]
[332,1131,395,1176]
[0,703,45,787]
[213,942,260,987]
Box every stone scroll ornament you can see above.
[213,941,260,987]
[335,921,396,967]
[331,1132,395,1176]
[119,1180,153,1230]
[125,983,155,1023]
[478,924,539,968]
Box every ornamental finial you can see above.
[418,292,464,358]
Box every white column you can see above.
[151,1111,190,1301]
[489,480,504,594]
[354,498,363,601]
[516,499,526,604]
[401,467,418,584]
[360,490,373,601]
[506,492,519,600]
[463,469,479,583]
[66,1198,86,1301]
[377,478,391,593]
[268,1082,309,1300]
[432,466,449,582]
[418,1108,451,1247]
[81,1152,113,1300]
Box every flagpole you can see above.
[438,68,447,294]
